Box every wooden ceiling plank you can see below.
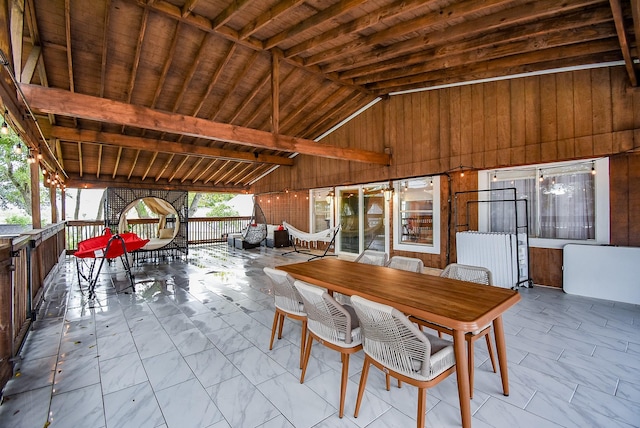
[51,126,295,165]
[192,42,237,117]
[284,0,427,58]
[191,158,216,183]
[151,22,181,108]
[239,0,305,40]
[127,149,140,180]
[146,0,373,96]
[112,146,122,178]
[20,44,40,83]
[21,84,388,164]
[168,155,189,182]
[211,0,253,30]
[356,22,617,86]
[228,68,269,123]
[609,0,638,86]
[172,31,209,112]
[213,162,243,185]
[204,159,230,184]
[180,157,204,183]
[210,51,259,121]
[264,0,368,50]
[369,39,623,92]
[226,162,254,185]
[338,6,614,80]
[316,0,604,72]
[141,151,158,181]
[284,86,352,135]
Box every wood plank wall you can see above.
[254,66,640,288]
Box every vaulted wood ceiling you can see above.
[4,0,639,192]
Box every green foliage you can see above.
[188,192,239,217]
[4,213,31,226]
[0,129,50,216]
[206,204,239,217]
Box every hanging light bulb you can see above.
[591,162,596,175]
[37,151,43,160]
[539,171,544,182]
[429,177,433,186]
[492,171,497,182]
[1,110,8,135]
[27,152,35,164]
[13,143,22,154]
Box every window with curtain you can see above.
[482,159,609,247]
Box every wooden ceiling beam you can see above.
[338,6,614,80]
[168,155,189,182]
[180,157,204,183]
[228,68,269,123]
[65,175,246,193]
[238,0,305,41]
[151,22,181,108]
[192,42,236,117]
[10,0,24,80]
[127,149,140,180]
[181,0,199,18]
[204,159,230,184]
[126,8,149,104]
[632,0,640,64]
[112,146,122,178]
[51,126,295,166]
[609,0,638,86]
[356,23,617,86]
[22,85,388,165]
[264,0,368,50]
[20,44,40,83]
[172,31,209,113]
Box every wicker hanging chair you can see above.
[242,196,267,245]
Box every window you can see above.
[393,176,441,254]
[310,188,333,233]
[479,159,609,248]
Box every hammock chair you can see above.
[242,196,267,245]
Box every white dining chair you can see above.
[350,295,456,428]
[294,280,362,418]
[414,263,497,398]
[386,255,424,273]
[263,267,307,369]
[354,249,388,266]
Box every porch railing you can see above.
[0,223,66,392]
[65,216,251,252]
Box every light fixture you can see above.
[13,143,22,154]
[591,162,596,175]
[492,171,497,182]
[539,171,544,182]
[383,181,394,201]
[1,109,8,135]
[325,189,335,204]
[459,166,464,178]
[27,152,35,164]
[36,150,43,160]
[429,177,433,186]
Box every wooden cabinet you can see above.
[273,229,290,247]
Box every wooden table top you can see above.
[277,258,521,332]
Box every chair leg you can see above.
[299,320,307,369]
[277,313,285,339]
[468,339,475,400]
[269,310,279,350]
[485,333,497,373]
[417,387,427,428]
[300,335,314,384]
[339,353,350,418]
[385,373,390,391]
[354,356,371,418]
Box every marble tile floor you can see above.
[1,243,639,428]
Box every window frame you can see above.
[478,158,610,249]
[392,175,441,254]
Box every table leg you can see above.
[493,315,510,396]
[453,329,471,428]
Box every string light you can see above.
[591,162,596,175]
[539,171,544,182]
[492,171,497,182]
[1,110,8,135]
[13,143,22,154]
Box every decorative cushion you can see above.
[158,228,174,239]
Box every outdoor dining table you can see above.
[276,257,521,428]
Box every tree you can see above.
[0,130,49,217]
[188,192,239,217]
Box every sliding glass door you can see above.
[336,183,388,256]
